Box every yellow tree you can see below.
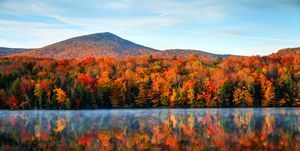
[34,83,43,109]
[262,81,276,107]
[260,75,276,107]
[53,88,70,109]
[110,78,125,108]
[170,89,177,108]
[233,88,254,107]
[170,89,185,108]
[187,88,195,107]
[182,80,195,107]
[97,71,113,108]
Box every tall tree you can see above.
[220,80,234,107]
[233,88,254,107]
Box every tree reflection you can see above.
[0,109,299,150]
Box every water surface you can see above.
[0,108,299,150]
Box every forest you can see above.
[0,54,299,109]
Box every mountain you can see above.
[9,32,233,59]
[0,47,31,56]
[3,32,300,59]
[160,49,231,58]
[274,47,300,56]
[13,32,159,59]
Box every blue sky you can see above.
[0,0,300,55]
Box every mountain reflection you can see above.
[0,108,299,150]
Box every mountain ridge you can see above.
[1,32,299,59]
[12,32,159,59]
[161,49,232,58]
[275,47,300,56]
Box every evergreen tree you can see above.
[220,80,234,107]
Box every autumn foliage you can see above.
[0,54,299,109]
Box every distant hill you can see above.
[274,47,300,56]
[13,32,159,59]
[0,47,31,56]
[160,49,231,58]
[10,32,231,59]
[7,32,294,59]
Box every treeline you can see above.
[0,54,299,109]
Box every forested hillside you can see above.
[12,32,159,59]
[6,32,231,59]
[0,53,299,109]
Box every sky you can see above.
[0,0,300,56]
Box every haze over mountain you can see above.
[1,32,299,59]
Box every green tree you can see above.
[220,80,234,107]
[9,78,21,95]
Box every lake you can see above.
[0,108,299,150]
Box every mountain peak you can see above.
[13,32,159,59]
[70,32,124,42]
[6,32,235,59]
[85,32,119,38]
[96,32,114,35]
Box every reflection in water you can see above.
[0,108,299,150]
